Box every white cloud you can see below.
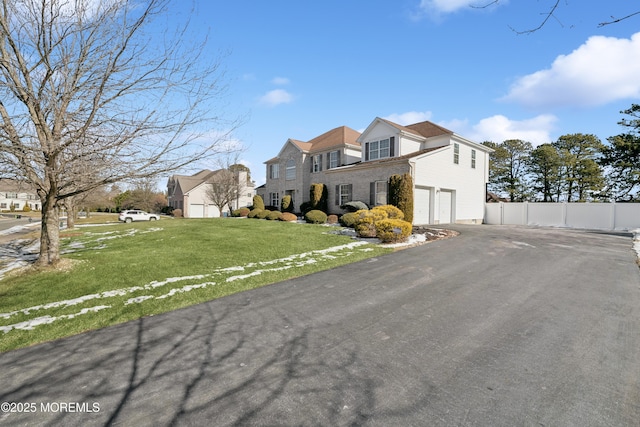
[418,0,481,14]
[258,89,294,107]
[383,111,433,125]
[503,32,640,108]
[271,77,290,85]
[466,114,557,146]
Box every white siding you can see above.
[413,142,488,223]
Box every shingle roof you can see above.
[326,146,444,172]
[170,169,220,193]
[379,118,453,139]
[307,126,361,152]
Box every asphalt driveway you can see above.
[1,225,639,426]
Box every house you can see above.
[167,168,255,218]
[260,117,492,225]
[0,179,40,212]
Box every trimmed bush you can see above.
[339,212,358,228]
[256,209,270,219]
[375,219,412,243]
[233,207,250,217]
[388,173,414,224]
[327,214,338,224]
[266,210,283,221]
[281,195,294,213]
[280,212,298,222]
[22,205,32,212]
[304,209,327,224]
[341,201,368,212]
[354,209,388,238]
[247,208,263,218]
[172,209,183,218]
[372,204,404,220]
[252,195,265,211]
[309,183,328,212]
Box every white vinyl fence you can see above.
[485,202,640,231]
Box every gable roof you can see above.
[376,118,454,139]
[169,169,220,194]
[307,126,361,152]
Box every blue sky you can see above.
[171,0,640,186]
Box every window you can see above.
[454,143,460,165]
[335,184,352,206]
[269,164,279,179]
[312,155,322,173]
[6,193,17,198]
[286,159,296,180]
[270,192,280,207]
[471,149,476,169]
[329,151,340,169]
[370,181,387,206]
[0,203,6,209]
[365,137,394,161]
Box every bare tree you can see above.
[0,0,240,266]
[472,0,639,33]
[204,152,251,217]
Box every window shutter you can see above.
[370,182,375,206]
[335,185,340,206]
[390,136,395,157]
[365,143,369,161]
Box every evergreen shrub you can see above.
[304,209,327,224]
[281,195,294,213]
[266,210,283,220]
[234,207,250,217]
[252,195,265,210]
[256,209,270,219]
[372,204,404,220]
[341,201,368,212]
[353,209,388,238]
[247,208,263,218]
[309,183,328,212]
[280,212,298,222]
[388,173,414,224]
[375,219,412,243]
[339,212,358,228]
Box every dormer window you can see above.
[365,137,394,161]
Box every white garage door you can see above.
[414,188,431,225]
[189,204,204,218]
[439,191,453,224]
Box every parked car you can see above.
[118,210,160,223]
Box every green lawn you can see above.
[0,218,391,352]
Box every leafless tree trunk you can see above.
[0,0,240,266]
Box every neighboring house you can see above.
[261,117,493,225]
[167,169,255,218]
[0,179,40,212]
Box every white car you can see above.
[119,210,160,223]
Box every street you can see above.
[1,225,639,426]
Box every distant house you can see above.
[167,168,255,218]
[259,117,492,225]
[0,179,40,212]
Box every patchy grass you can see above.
[0,218,391,352]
